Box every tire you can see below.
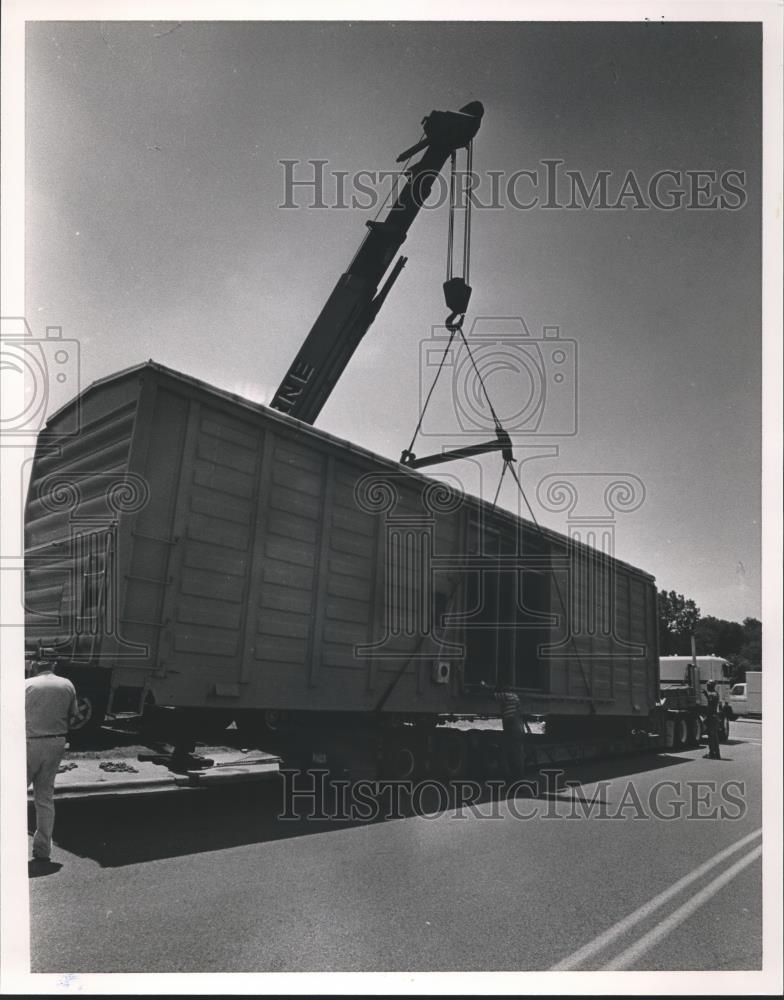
[234,709,285,750]
[262,709,283,732]
[673,716,689,749]
[687,716,702,749]
[381,738,419,780]
[480,736,507,779]
[67,690,106,747]
[464,729,484,778]
[435,730,468,780]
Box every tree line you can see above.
[657,590,762,680]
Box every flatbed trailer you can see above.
[46,727,671,802]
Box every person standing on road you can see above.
[703,678,722,760]
[26,659,79,863]
[494,687,527,777]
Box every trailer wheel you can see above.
[67,691,106,747]
[263,709,282,732]
[480,736,507,779]
[687,716,702,748]
[381,739,419,780]
[673,717,689,749]
[435,730,467,780]
[233,709,286,750]
[463,729,484,778]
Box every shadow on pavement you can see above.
[541,751,691,785]
[33,750,701,869]
[40,782,379,867]
[28,859,63,878]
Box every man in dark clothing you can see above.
[703,679,722,760]
[494,689,527,777]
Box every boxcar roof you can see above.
[44,360,655,582]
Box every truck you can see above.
[728,671,762,718]
[658,655,732,744]
[23,99,696,779]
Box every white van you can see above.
[728,671,762,718]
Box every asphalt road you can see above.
[28,720,762,973]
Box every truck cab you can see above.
[658,655,733,742]
[728,683,748,718]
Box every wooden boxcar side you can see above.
[26,363,659,726]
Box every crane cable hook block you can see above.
[443,138,474,332]
[443,276,472,331]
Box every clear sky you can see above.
[25,20,762,622]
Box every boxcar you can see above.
[25,362,658,743]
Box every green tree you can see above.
[657,592,762,669]
[740,617,762,668]
[725,653,751,684]
[658,590,701,655]
[695,616,744,657]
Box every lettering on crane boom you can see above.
[273,360,316,413]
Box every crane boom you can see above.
[270,100,484,424]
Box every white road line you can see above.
[550,827,762,971]
[602,843,762,970]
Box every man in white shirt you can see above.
[26,659,80,863]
